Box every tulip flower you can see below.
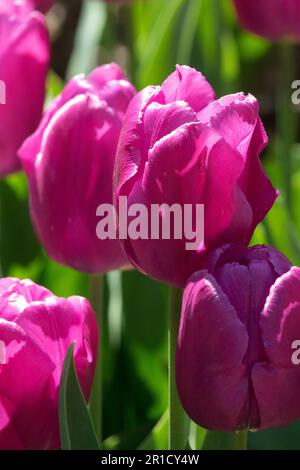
[233,0,300,41]
[19,64,136,273]
[114,65,277,287]
[176,244,300,431]
[0,277,98,450]
[30,0,54,12]
[0,1,50,178]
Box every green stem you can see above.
[232,431,248,450]
[277,42,296,215]
[213,0,222,95]
[168,285,186,450]
[89,273,104,448]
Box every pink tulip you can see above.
[0,277,98,450]
[233,0,300,41]
[176,244,300,431]
[114,65,277,287]
[0,1,50,178]
[19,64,136,273]
[30,0,54,12]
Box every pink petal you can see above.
[16,295,98,399]
[0,319,56,450]
[161,65,216,112]
[23,94,127,272]
[0,10,49,177]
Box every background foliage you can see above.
[2,0,300,450]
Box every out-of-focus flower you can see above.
[0,0,50,178]
[176,244,300,431]
[233,0,300,41]
[30,0,55,13]
[19,64,136,273]
[114,65,277,287]
[0,277,98,450]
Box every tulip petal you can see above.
[114,86,163,199]
[161,65,216,112]
[88,63,127,88]
[143,100,198,151]
[121,122,252,286]
[260,267,300,366]
[16,295,98,400]
[27,94,127,272]
[198,92,277,235]
[252,363,300,429]
[0,319,56,450]
[233,0,300,40]
[0,278,51,322]
[198,93,260,157]
[0,10,49,177]
[176,271,249,431]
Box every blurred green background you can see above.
[1,0,300,450]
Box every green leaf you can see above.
[189,422,207,450]
[133,0,185,87]
[59,344,100,450]
[46,70,64,104]
[138,410,169,450]
[177,0,203,65]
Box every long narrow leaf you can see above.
[59,344,100,450]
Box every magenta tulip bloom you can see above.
[19,64,136,273]
[176,244,300,431]
[114,65,277,287]
[0,277,98,450]
[30,0,54,12]
[0,1,49,178]
[233,0,300,41]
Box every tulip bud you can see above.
[0,277,98,449]
[176,244,300,431]
[114,65,277,287]
[233,0,300,41]
[0,1,50,178]
[19,64,136,273]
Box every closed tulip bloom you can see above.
[0,1,49,178]
[0,277,98,449]
[114,65,277,287]
[19,64,136,273]
[176,244,300,431]
[233,0,300,41]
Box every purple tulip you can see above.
[114,65,277,287]
[176,244,300,431]
[0,1,50,178]
[19,64,136,273]
[233,0,300,41]
[0,277,98,450]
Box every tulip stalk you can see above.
[89,273,105,447]
[168,285,186,450]
[234,431,248,450]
